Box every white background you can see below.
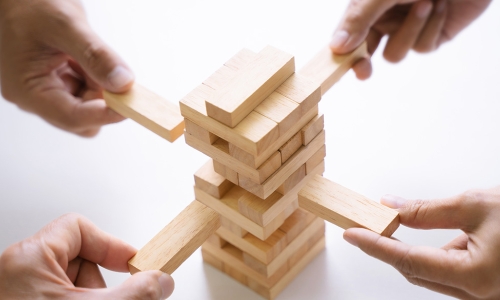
[1,0,500,299]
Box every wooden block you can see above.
[224,262,248,285]
[128,200,220,274]
[224,48,256,70]
[202,249,224,271]
[298,175,400,237]
[212,159,239,184]
[275,74,321,115]
[185,119,218,144]
[299,43,369,95]
[206,234,227,248]
[194,159,233,199]
[287,240,309,269]
[220,216,248,238]
[277,164,306,195]
[203,65,238,90]
[279,208,312,244]
[202,242,288,288]
[181,84,279,157]
[238,162,325,227]
[279,132,302,164]
[246,236,326,300]
[195,186,297,240]
[205,46,295,127]
[254,92,301,136]
[103,84,184,142]
[186,133,281,184]
[238,131,326,199]
[301,114,324,145]
[305,145,326,174]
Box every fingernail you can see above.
[330,30,349,50]
[381,194,407,209]
[416,2,432,18]
[108,66,135,91]
[158,273,175,299]
[343,233,359,247]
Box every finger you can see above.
[380,194,485,231]
[413,0,447,52]
[442,234,469,251]
[52,22,134,93]
[331,0,415,53]
[30,89,124,136]
[383,1,433,62]
[404,277,474,299]
[67,257,83,282]
[101,271,174,300]
[343,228,469,287]
[36,213,136,273]
[74,260,106,289]
[350,28,383,80]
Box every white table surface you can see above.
[1,1,499,299]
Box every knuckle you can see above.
[402,199,428,226]
[0,242,32,275]
[393,249,416,277]
[405,275,425,288]
[139,276,163,300]
[83,44,109,73]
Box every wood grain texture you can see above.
[212,159,239,184]
[220,216,248,238]
[279,132,302,164]
[298,175,400,237]
[185,119,218,144]
[242,217,324,277]
[276,164,306,194]
[205,46,295,127]
[238,131,326,199]
[202,238,325,300]
[195,186,297,240]
[305,145,326,174]
[206,234,227,248]
[275,74,321,115]
[194,159,234,199]
[103,84,184,142]
[301,113,324,145]
[128,200,220,274]
[299,43,369,95]
[254,92,301,136]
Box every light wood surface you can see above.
[103,83,184,142]
[279,132,302,164]
[254,92,301,136]
[128,200,220,274]
[306,145,326,174]
[277,164,306,194]
[212,159,239,184]
[301,114,324,146]
[298,175,400,237]
[185,119,218,144]
[205,46,295,127]
[299,42,369,95]
[275,74,321,115]
[194,159,234,199]
[238,131,326,199]
[194,186,297,240]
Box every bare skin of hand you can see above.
[0,213,174,299]
[0,0,134,137]
[344,188,500,299]
[330,0,492,79]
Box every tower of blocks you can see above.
[103,43,400,299]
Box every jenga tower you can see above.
[111,42,399,299]
[177,44,353,299]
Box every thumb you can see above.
[103,271,174,300]
[381,193,484,231]
[331,0,409,53]
[54,22,135,93]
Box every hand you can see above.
[330,0,492,79]
[0,213,175,299]
[0,0,134,137]
[343,188,500,299]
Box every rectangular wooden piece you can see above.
[194,159,233,199]
[298,175,400,237]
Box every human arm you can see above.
[0,213,174,299]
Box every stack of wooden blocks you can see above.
[105,41,401,300]
[179,46,332,299]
